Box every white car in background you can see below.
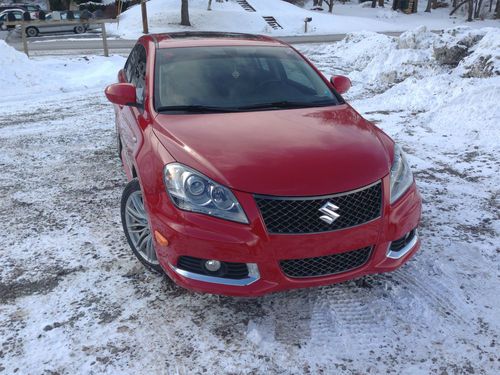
[1,9,100,37]
[0,9,25,31]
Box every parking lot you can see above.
[0,31,499,374]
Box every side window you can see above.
[124,46,138,83]
[124,44,147,105]
[132,46,147,105]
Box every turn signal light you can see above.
[154,230,169,246]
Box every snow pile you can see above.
[457,28,500,77]
[109,0,398,38]
[340,27,500,150]
[0,41,125,102]
[304,26,499,97]
[109,0,500,39]
[0,40,56,91]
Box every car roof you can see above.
[144,32,287,49]
[0,8,25,13]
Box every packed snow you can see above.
[109,0,500,39]
[0,26,499,374]
[0,40,124,103]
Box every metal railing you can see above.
[3,18,117,57]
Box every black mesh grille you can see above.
[177,256,249,279]
[255,182,382,234]
[280,246,372,278]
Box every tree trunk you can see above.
[467,0,474,20]
[181,0,190,26]
[392,0,400,10]
[425,0,432,11]
[474,0,483,17]
[371,0,377,7]
[495,0,499,18]
[207,0,212,11]
[379,0,384,6]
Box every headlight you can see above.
[163,163,248,224]
[390,144,414,204]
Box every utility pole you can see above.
[141,0,149,34]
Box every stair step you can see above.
[262,16,283,29]
[236,0,256,12]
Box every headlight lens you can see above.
[163,163,248,224]
[390,144,414,204]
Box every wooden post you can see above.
[141,0,148,34]
[21,23,29,57]
[101,22,109,57]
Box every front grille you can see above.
[280,246,372,278]
[255,182,382,234]
[177,256,249,279]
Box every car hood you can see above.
[152,105,393,196]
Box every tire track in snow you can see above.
[389,267,467,324]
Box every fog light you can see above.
[205,260,221,272]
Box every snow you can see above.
[0,40,125,103]
[0,26,499,374]
[109,0,500,39]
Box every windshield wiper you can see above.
[236,100,335,111]
[156,105,239,113]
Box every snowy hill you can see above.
[109,0,499,39]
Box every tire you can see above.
[25,27,38,37]
[121,178,163,273]
[74,25,85,34]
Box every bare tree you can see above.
[474,0,483,17]
[450,0,469,15]
[392,0,400,10]
[496,0,500,17]
[425,0,433,11]
[323,0,334,12]
[467,0,474,20]
[181,0,190,26]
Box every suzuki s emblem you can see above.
[319,202,340,224]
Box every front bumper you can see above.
[147,177,422,296]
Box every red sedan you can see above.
[105,32,422,296]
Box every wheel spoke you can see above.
[147,237,157,261]
[136,229,149,250]
[131,193,146,217]
[128,226,147,234]
[126,205,146,223]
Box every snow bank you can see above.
[304,26,500,152]
[109,0,398,38]
[109,0,500,39]
[0,41,125,102]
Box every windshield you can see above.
[154,46,340,113]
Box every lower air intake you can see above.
[280,246,372,278]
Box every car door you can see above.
[119,44,148,178]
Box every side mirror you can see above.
[330,75,351,95]
[105,83,137,107]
